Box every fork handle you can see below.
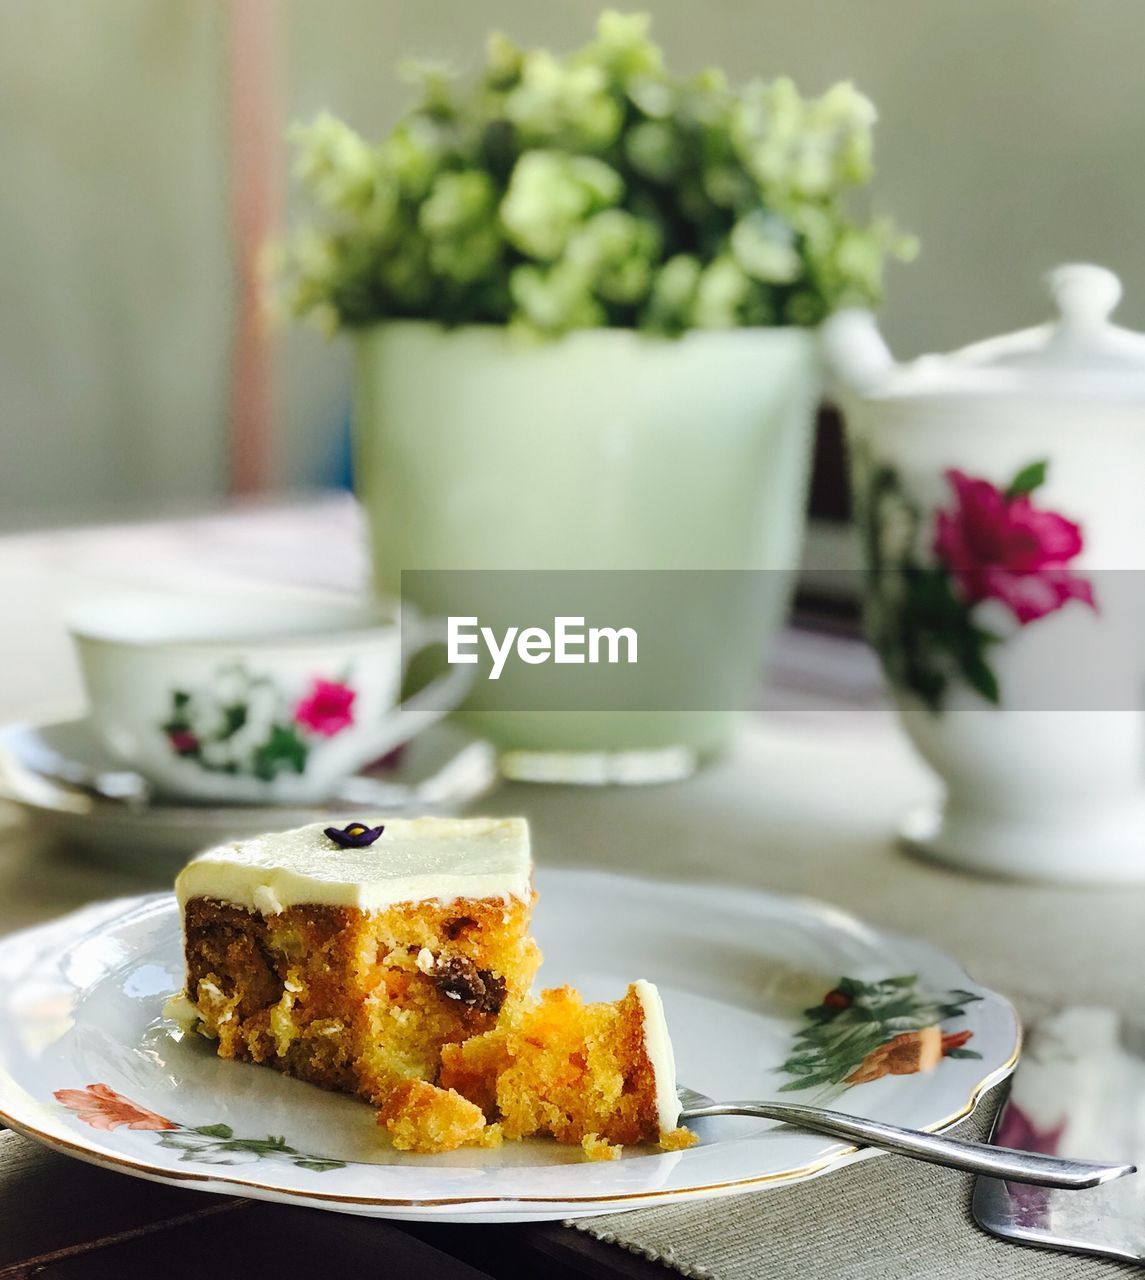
[682,1101,1135,1189]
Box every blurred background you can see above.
[3,0,1144,529]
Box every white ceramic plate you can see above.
[0,870,1018,1223]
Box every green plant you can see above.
[279,11,915,338]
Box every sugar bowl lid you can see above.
[948,264,1145,374]
[824,264,1145,403]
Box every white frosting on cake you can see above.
[175,816,532,915]
[633,979,681,1133]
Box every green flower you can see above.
[419,169,501,283]
[504,51,622,149]
[379,115,452,201]
[421,169,496,229]
[484,32,523,89]
[701,163,755,211]
[378,234,434,309]
[510,260,604,334]
[807,81,878,187]
[290,113,385,218]
[428,227,503,287]
[800,209,918,309]
[733,77,879,200]
[577,10,664,84]
[642,253,702,333]
[564,209,660,304]
[693,255,752,328]
[624,120,682,183]
[500,151,623,259]
[398,58,458,119]
[730,211,801,284]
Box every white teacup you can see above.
[68,592,474,804]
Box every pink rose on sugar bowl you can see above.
[933,468,1096,626]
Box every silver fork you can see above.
[677,1086,1135,1189]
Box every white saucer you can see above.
[0,718,498,874]
[0,870,1019,1222]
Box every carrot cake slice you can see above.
[167,814,694,1159]
[167,816,541,1131]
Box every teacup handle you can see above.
[352,616,475,766]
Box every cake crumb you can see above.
[477,1122,504,1149]
[660,1126,699,1151]
[581,1132,622,1161]
[378,1080,488,1153]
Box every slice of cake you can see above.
[438,982,695,1159]
[168,817,541,1129]
[168,814,695,1159]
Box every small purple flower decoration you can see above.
[324,822,385,849]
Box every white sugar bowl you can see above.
[824,265,1145,883]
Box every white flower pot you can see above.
[353,321,820,777]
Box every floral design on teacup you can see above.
[294,678,357,737]
[160,663,357,781]
[859,458,1096,712]
[778,976,981,1093]
[55,1083,345,1171]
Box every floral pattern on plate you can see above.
[55,1083,345,1172]
[778,975,982,1092]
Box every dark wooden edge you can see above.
[0,1128,670,1279]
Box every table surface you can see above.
[3,500,1143,1280]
